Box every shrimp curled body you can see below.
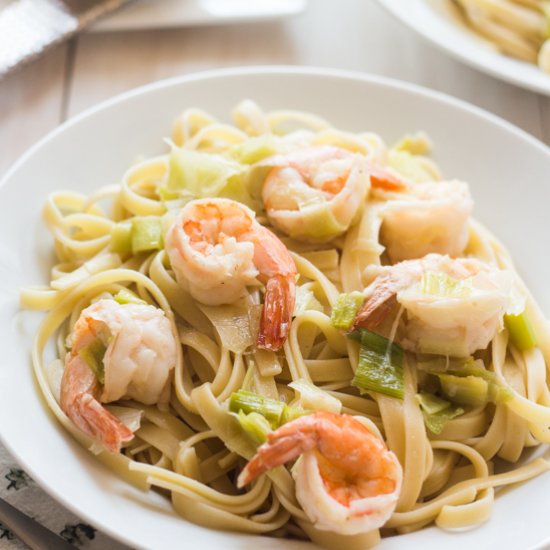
[262,146,371,243]
[165,198,297,351]
[380,180,473,262]
[60,299,177,453]
[238,412,402,535]
[354,254,516,356]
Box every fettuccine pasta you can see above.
[453,0,550,73]
[22,100,550,548]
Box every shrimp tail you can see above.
[257,275,296,352]
[369,165,408,192]
[72,394,134,454]
[352,274,399,331]
[352,293,397,331]
[61,355,134,454]
[237,429,317,487]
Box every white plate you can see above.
[92,0,307,32]
[376,0,550,96]
[1,67,550,550]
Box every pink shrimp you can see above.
[262,145,371,242]
[366,160,473,262]
[352,254,515,356]
[379,180,473,262]
[368,164,409,192]
[261,145,414,244]
[352,258,428,331]
[165,198,297,351]
[60,299,177,453]
[61,314,133,453]
[238,411,402,535]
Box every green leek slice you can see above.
[421,271,472,298]
[505,311,537,351]
[131,216,163,254]
[167,147,243,198]
[417,392,451,415]
[438,374,488,407]
[295,202,346,241]
[235,410,271,444]
[350,329,404,399]
[158,187,183,202]
[217,174,257,209]
[228,135,278,164]
[280,404,308,425]
[421,357,513,406]
[78,339,107,385]
[110,223,132,254]
[114,289,147,306]
[229,390,285,428]
[330,292,365,330]
[416,393,464,435]
[417,355,477,374]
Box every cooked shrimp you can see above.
[368,164,409,193]
[353,254,516,356]
[165,198,297,351]
[379,180,473,262]
[60,299,177,453]
[237,411,402,535]
[262,146,370,242]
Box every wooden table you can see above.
[0,0,548,547]
[1,0,549,180]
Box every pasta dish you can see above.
[21,100,550,548]
[453,0,550,74]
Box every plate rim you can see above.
[2,64,549,190]
[2,65,550,549]
[375,0,550,96]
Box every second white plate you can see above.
[376,0,550,96]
